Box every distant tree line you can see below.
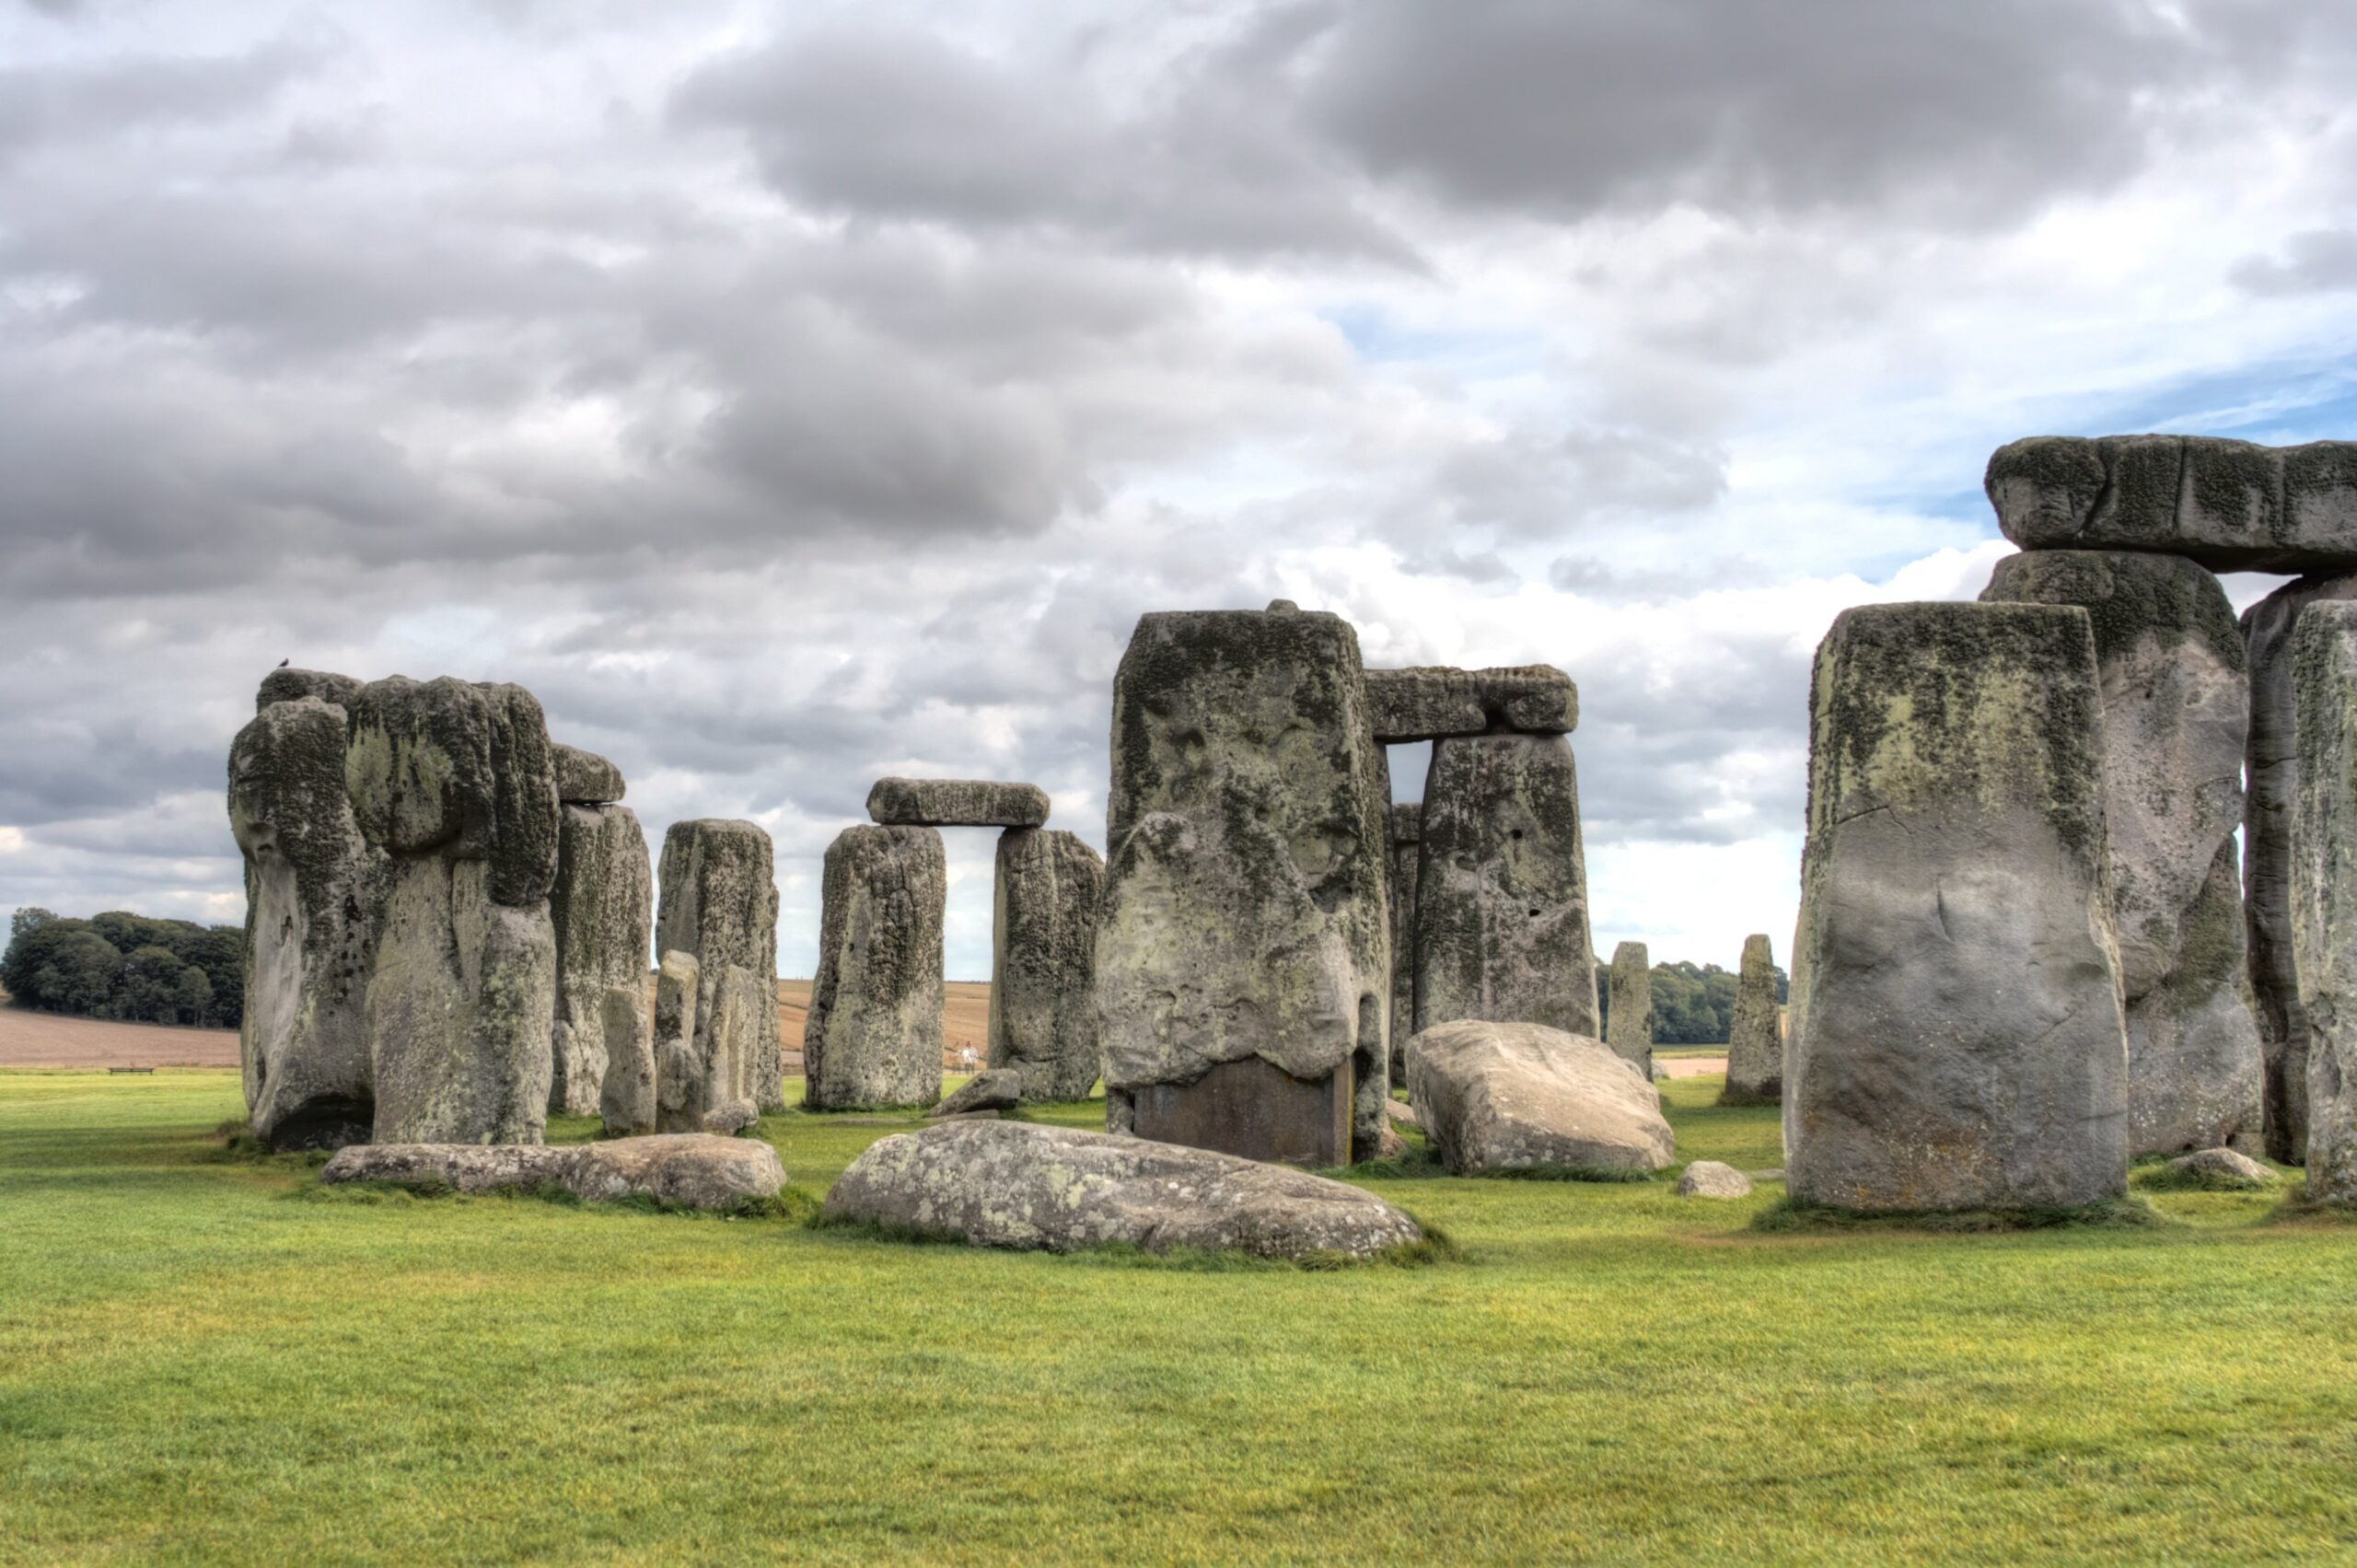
[2,908,243,1028]
[1593,957,1790,1046]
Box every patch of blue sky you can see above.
[1320,301,1546,380]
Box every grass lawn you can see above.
[3,1072,2354,1564]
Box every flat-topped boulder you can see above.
[1987,435,2357,574]
[255,667,362,714]
[1405,1019,1673,1176]
[1364,665,1579,742]
[553,743,626,805]
[320,1133,785,1210]
[821,1120,1424,1260]
[866,778,1049,828]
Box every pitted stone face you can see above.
[1364,666,1579,743]
[805,825,946,1111]
[553,743,626,805]
[343,675,560,908]
[865,777,1050,828]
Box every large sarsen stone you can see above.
[2289,602,2357,1201]
[1364,665,1579,742]
[1605,941,1653,1074]
[1720,934,1782,1106]
[866,777,1050,828]
[656,819,783,1110]
[549,803,652,1118]
[987,828,1104,1100]
[321,1133,784,1210]
[1405,1019,1673,1176]
[805,825,946,1110]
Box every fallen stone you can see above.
[1988,434,2357,574]
[2162,1146,2276,1187]
[1414,731,1599,1039]
[986,828,1104,1100]
[806,825,946,1110]
[929,1068,1024,1118]
[1383,1097,1419,1127]
[550,803,652,1120]
[1720,935,1782,1106]
[656,819,783,1109]
[553,743,626,805]
[1096,603,1392,1164]
[1364,665,1579,742]
[255,667,362,714]
[2291,601,2357,1202]
[1787,601,2130,1212]
[866,777,1049,829]
[320,1133,784,1210]
[821,1120,1424,1260]
[701,1099,758,1136]
[1405,1019,1675,1176]
[1387,804,1422,1089]
[1606,941,1653,1075]
[1676,1161,1754,1199]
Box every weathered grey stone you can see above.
[1406,1019,1673,1176]
[806,825,946,1110]
[229,696,391,1150]
[2242,572,2357,1161]
[2291,601,2357,1201]
[548,803,652,1118]
[986,828,1103,1100]
[1095,604,1391,1163]
[1721,935,1782,1106]
[1383,1097,1420,1127]
[866,777,1050,829]
[320,1133,784,1209]
[930,1068,1024,1117]
[2163,1146,2276,1187]
[1387,803,1422,1089]
[701,1098,758,1136]
[1414,731,1597,1039]
[651,949,705,1132]
[656,819,782,1109]
[1676,1161,1754,1199]
[821,1120,1423,1260]
[1786,602,2130,1212]
[1606,941,1653,1074]
[1983,550,2262,1154]
[1987,434,2357,574]
[255,667,361,714]
[343,676,560,909]
[553,743,625,805]
[1364,665,1579,742]
[597,981,656,1137]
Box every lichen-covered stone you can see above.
[1095,604,1392,1163]
[1364,665,1579,742]
[656,819,782,1109]
[1405,1018,1674,1176]
[930,1068,1024,1117]
[866,777,1050,828]
[343,675,560,908]
[255,667,361,714]
[1983,550,2261,1154]
[1787,601,2130,1213]
[1676,1161,1754,1199]
[1720,934,1782,1106]
[229,696,391,1149]
[701,1099,758,1136]
[1387,802,1422,1088]
[547,803,651,1118]
[821,1120,1423,1260]
[553,743,626,805]
[986,828,1103,1100]
[2289,601,2357,1201]
[320,1133,784,1209]
[806,825,946,1110]
[1606,941,1653,1074]
[2242,572,2357,1160]
[1413,731,1597,1039]
[1987,434,2357,573]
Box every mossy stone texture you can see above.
[866,778,1050,829]
[2287,601,2357,1200]
[255,667,361,714]
[549,803,652,1118]
[656,819,783,1110]
[553,743,626,805]
[1364,665,1580,743]
[343,675,561,909]
[805,825,946,1110]
[986,828,1104,1100]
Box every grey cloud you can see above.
[0,36,319,159]
[2231,229,2357,296]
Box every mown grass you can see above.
[2,1071,2354,1564]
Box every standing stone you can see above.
[1786,602,2130,1212]
[805,825,946,1110]
[1983,550,2262,1154]
[867,778,1051,828]
[1720,935,1782,1105]
[2289,602,2357,1201]
[549,802,652,1119]
[651,948,704,1132]
[344,677,561,1145]
[2243,572,2357,1161]
[1094,603,1391,1166]
[1605,941,1653,1074]
[1414,729,1597,1040]
[1387,802,1422,1088]
[655,819,783,1110]
[987,828,1105,1100]
[228,691,391,1150]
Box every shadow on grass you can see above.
[1324,1145,1654,1184]
[1749,1194,2167,1235]
[2262,1182,2357,1225]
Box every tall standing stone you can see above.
[987,828,1104,1100]
[549,802,652,1118]
[2243,572,2357,1161]
[344,676,562,1145]
[1414,730,1597,1040]
[650,948,703,1132]
[805,825,946,1110]
[1095,602,1391,1166]
[1720,935,1782,1106]
[2289,602,2357,1200]
[1387,802,1422,1087]
[228,687,390,1150]
[1786,602,2130,1212]
[1983,550,2262,1154]
[655,819,783,1112]
[1605,941,1653,1074]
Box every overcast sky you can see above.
[6,0,2357,980]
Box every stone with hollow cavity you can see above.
[866,777,1049,828]
[321,1133,784,1210]
[987,828,1104,1100]
[656,819,782,1109]
[1720,934,1782,1106]
[806,825,946,1110]
[1405,1018,1674,1176]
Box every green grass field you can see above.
[3,1071,2353,1564]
